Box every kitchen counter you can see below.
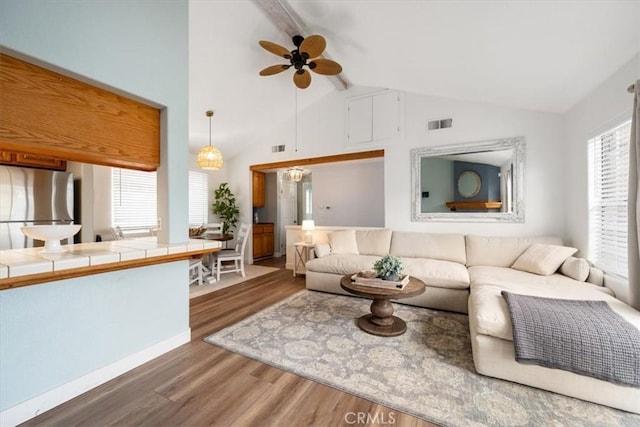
[0,238,221,290]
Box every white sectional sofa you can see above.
[304,229,640,414]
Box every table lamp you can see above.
[302,220,315,244]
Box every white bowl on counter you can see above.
[21,224,82,254]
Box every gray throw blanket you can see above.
[502,291,640,387]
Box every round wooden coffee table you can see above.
[340,274,426,337]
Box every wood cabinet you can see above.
[253,223,274,259]
[0,150,67,171]
[252,171,265,207]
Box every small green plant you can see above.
[373,254,404,281]
[212,183,239,235]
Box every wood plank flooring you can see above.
[22,259,436,427]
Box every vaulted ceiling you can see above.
[189,0,640,159]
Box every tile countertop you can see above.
[0,238,221,280]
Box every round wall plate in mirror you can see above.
[457,170,481,198]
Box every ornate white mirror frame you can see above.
[411,136,526,223]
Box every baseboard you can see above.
[0,329,191,427]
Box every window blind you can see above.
[112,168,157,229]
[587,119,631,278]
[189,171,209,226]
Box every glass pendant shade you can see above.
[198,109,223,170]
[197,145,223,170]
[286,167,303,182]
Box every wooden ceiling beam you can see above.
[249,149,384,172]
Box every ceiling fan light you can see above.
[286,167,304,182]
[197,145,223,170]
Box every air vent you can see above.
[271,144,285,153]
[427,118,453,131]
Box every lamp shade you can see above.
[197,145,224,170]
[301,219,315,231]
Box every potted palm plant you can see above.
[212,183,239,235]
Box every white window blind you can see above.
[588,119,631,278]
[112,169,157,229]
[189,171,209,226]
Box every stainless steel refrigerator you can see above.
[0,165,75,250]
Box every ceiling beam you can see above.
[249,150,384,172]
[252,0,349,91]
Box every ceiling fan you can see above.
[259,34,342,89]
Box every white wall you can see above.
[310,160,385,227]
[0,0,190,420]
[227,87,565,239]
[563,54,639,301]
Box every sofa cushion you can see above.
[465,235,564,267]
[328,230,359,254]
[390,232,466,264]
[511,244,577,276]
[305,254,380,275]
[468,265,614,294]
[402,257,470,289]
[314,243,331,258]
[469,269,631,342]
[355,229,392,256]
[559,256,590,282]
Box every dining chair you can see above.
[188,258,204,286]
[212,223,251,281]
[203,222,223,237]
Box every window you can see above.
[188,171,209,226]
[112,168,157,229]
[111,169,209,229]
[588,119,631,278]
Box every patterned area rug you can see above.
[204,290,640,427]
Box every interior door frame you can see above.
[249,149,384,261]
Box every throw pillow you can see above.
[328,230,359,255]
[314,243,331,258]
[559,256,590,282]
[511,243,577,276]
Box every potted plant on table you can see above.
[212,183,240,235]
[373,254,404,281]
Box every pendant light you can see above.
[286,167,304,182]
[197,110,223,170]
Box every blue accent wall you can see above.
[453,161,501,202]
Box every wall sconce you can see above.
[301,219,315,243]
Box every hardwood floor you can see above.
[22,261,436,427]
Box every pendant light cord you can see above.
[295,88,298,152]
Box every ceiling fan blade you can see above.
[258,40,292,59]
[309,59,342,75]
[259,64,290,76]
[299,35,326,59]
[293,70,311,89]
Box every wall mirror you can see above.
[411,136,525,222]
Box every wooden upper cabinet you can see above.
[0,53,160,171]
[252,171,265,207]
